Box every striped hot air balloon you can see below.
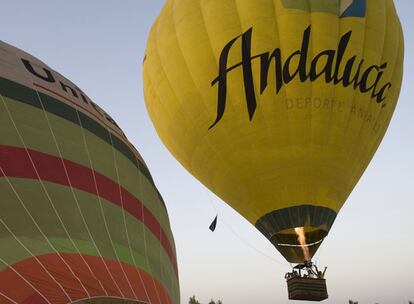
[0,41,179,304]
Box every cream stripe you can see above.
[340,0,354,15]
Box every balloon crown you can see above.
[282,0,366,18]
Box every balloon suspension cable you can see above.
[203,190,290,268]
[285,260,328,281]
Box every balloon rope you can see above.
[5,47,116,297]
[0,95,75,301]
[7,46,131,298]
[314,234,328,266]
[203,190,290,268]
[0,290,18,304]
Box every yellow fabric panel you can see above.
[144,0,403,228]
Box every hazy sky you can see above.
[1,1,413,303]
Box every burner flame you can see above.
[294,227,310,262]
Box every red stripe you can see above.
[0,145,178,276]
[0,294,21,304]
[0,254,173,304]
[22,293,49,304]
[32,82,125,139]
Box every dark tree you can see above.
[188,295,222,304]
[189,296,200,304]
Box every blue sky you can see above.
[1,1,413,303]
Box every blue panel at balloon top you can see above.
[281,0,366,18]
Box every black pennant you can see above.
[209,215,218,232]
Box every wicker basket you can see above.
[287,277,328,301]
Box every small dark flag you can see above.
[209,215,218,232]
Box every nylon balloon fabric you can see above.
[0,41,179,304]
[143,0,404,263]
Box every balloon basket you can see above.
[286,277,328,301]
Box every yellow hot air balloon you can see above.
[143,0,404,264]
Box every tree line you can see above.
[188,296,222,304]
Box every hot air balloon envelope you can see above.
[0,40,179,303]
[143,0,404,263]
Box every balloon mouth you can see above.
[255,205,337,263]
[271,227,328,263]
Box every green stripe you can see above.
[0,236,150,273]
[0,76,168,211]
[0,97,174,244]
[0,235,179,298]
[0,178,178,293]
[50,238,150,274]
